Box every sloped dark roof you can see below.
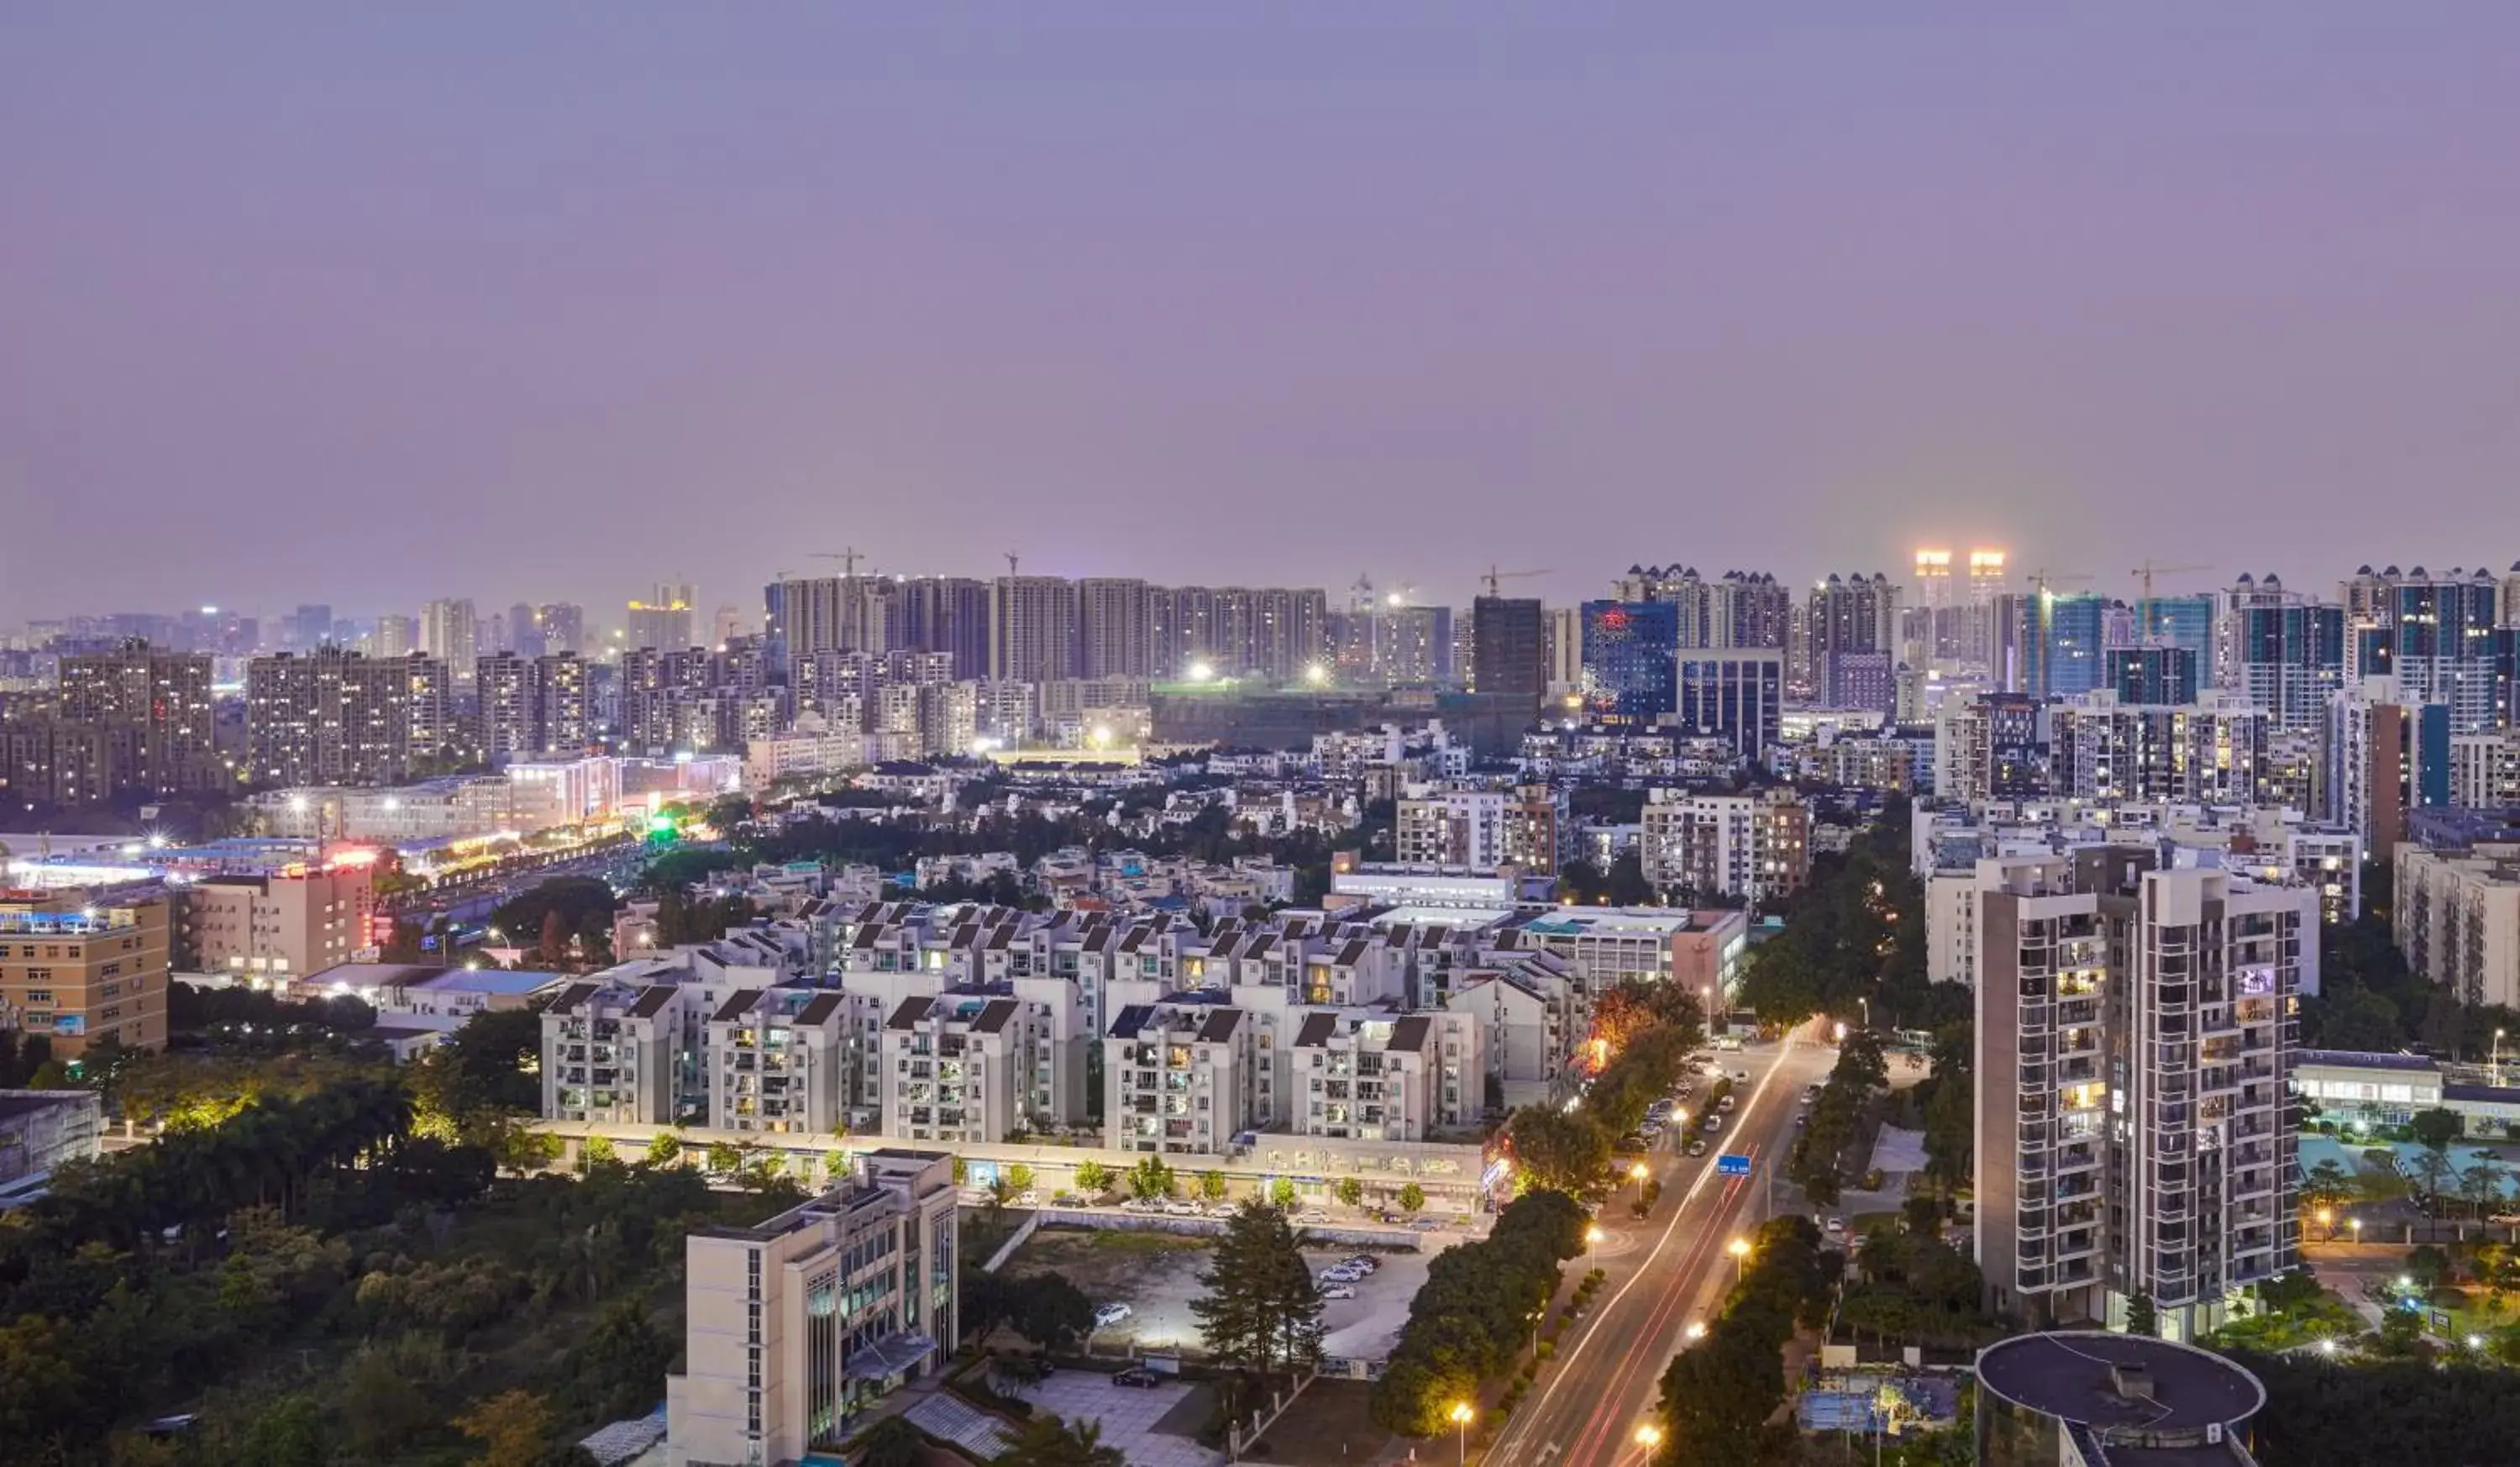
[552,981,601,1012]
[629,986,680,1019]
[1197,1008,1244,1043]
[885,996,934,1030]
[795,991,848,1026]
[973,999,1021,1034]
[1388,1015,1433,1053]
[1109,1003,1157,1039]
[1336,939,1371,966]
[1295,1012,1338,1047]
[711,991,759,1023]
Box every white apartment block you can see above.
[2394,844,2520,1009]
[1286,1008,1479,1141]
[1976,853,2306,1341]
[1105,998,1257,1155]
[1455,961,1585,1110]
[1394,784,1510,869]
[2450,730,2520,812]
[1636,788,1812,906]
[543,979,694,1126]
[664,1150,958,1466]
[707,988,853,1136]
[876,987,1079,1145]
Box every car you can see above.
[1409,1217,1441,1231]
[1112,1365,1163,1387]
[1093,1303,1132,1328]
[1824,1217,1846,1237]
[1120,1197,1160,1214]
[1615,1133,1647,1154]
[1343,1254,1379,1272]
[1016,1190,1042,1207]
[1646,1099,1676,1117]
[1802,1084,1822,1102]
[1703,1114,1722,1133]
[1163,1201,1203,1217]
[1319,1268,1363,1285]
[1793,1113,1807,1128]
[2493,1212,2520,1227]
[1687,1140,1709,1157]
[1296,1209,1331,1225]
[1209,1202,1240,1217]
[1718,1094,1736,1112]
[1731,1069,1750,1084]
[1320,1285,1357,1300]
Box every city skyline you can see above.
[10,8,2520,622]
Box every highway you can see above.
[1485,1021,1840,1467]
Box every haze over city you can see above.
[9,6,2520,622]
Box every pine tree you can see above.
[1193,1199,1326,1380]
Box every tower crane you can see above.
[2022,568,2094,597]
[2129,560,2211,603]
[810,547,870,577]
[1004,551,1021,578]
[1478,565,1552,597]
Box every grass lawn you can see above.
[1243,1378,1390,1464]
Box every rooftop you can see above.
[1976,1333,2264,1437]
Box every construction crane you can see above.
[2021,568,2094,597]
[810,547,870,577]
[1478,565,1552,597]
[2129,560,2211,603]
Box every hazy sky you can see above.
[7,6,2518,627]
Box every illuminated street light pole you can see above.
[1587,1224,1606,1270]
[1451,1401,1473,1466]
[1728,1235,1751,1283]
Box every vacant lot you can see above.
[1001,1227,1429,1362]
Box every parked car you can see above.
[1296,1209,1331,1225]
[1718,1094,1736,1112]
[1163,1201,1203,1217]
[2492,1212,2520,1227]
[1094,1303,1132,1328]
[1320,1285,1357,1301]
[1343,1254,1379,1273]
[1112,1365,1163,1387]
[1319,1268,1363,1286]
[1409,1217,1442,1231]
[1703,1115,1723,1133]
[1016,1190,1042,1207]
[1730,1069,1750,1084]
[1802,1084,1822,1102]
[1793,1113,1807,1128]
[1687,1140,1709,1157]
[1208,1201,1240,1217]
[1824,1217,1847,1237]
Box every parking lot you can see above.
[1014,1370,1222,1467]
[1000,1228,1431,1363]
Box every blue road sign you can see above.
[1717,1153,1752,1176]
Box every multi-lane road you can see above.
[1484,1021,1840,1467]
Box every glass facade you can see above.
[2027,593,2105,697]
[1580,600,1679,726]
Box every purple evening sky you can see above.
[4,5,2517,625]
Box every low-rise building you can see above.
[543,979,694,1126]
[0,1088,104,1202]
[707,988,853,1136]
[181,863,375,982]
[0,890,171,1055]
[1284,1008,1479,1141]
[874,986,1074,1145]
[664,1150,959,1465]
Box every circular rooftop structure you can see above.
[1975,1332,2265,1464]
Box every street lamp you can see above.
[2315,1207,2334,1241]
[1635,1422,1664,1452]
[1587,1224,1607,1269]
[1631,1161,1651,1185]
[1450,1401,1473,1465]
[1858,996,1871,1031]
[1684,1319,1707,1341]
[1728,1235,1751,1282]
[2496,1028,2507,1088]
[2349,1217,2363,1244]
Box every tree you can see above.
[1006,1163,1037,1194]
[453,1388,558,1467]
[644,1131,684,1169]
[1335,1176,1365,1209]
[1011,1274,1095,1350]
[567,1299,677,1419]
[1199,1170,1228,1202]
[2126,1292,2158,1338]
[1193,1200,1326,1379]
[1073,1159,1112,1196]
[1509,1106,1610,1196]
[2412,1107,2464,1154]
[1127,1155,1177,1201]
[853,1415,928,1467]
[2411,1147,2457,1203]
[2460,1160,2510,1217]
[998,1412,1126,1467]
[706,1141,745,1175]
[1398,1182,1426,1215]
[2302,1158,2355,1213]
[1270,1177,1299,1210]
[236,1395,331,1467]
[1590,981,1706,1064]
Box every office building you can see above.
[1673,649,1784,757]
[0,891,171,1055]
[664,1151,959,1464]
[2132,592,2215,668]
[2024,592,2106,699]
[1636,788,1812,907]
[55,639,217,795]
[1471,595,1546,723]
[1578,599,1677,726]
[1975,854,2305,1338]
[1541,606,1583,694]
[291,604,333,649]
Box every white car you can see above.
[1703,1115,1723,1133]
[1296,1210,1331,1225]
[1208,1201,1239,1217]
[1016,1190,1042,1207]
[1163,1201,1203,1217]
[1341,1254,1379,1273]
[1319,1266,1364,1284]
[1320,1285,1357,1301]
[1825,1217,1847,1237]
[1093,1303,1131,1328]
[2494,1212,2520,1227]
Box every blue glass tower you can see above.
[1580,600,1679,726]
